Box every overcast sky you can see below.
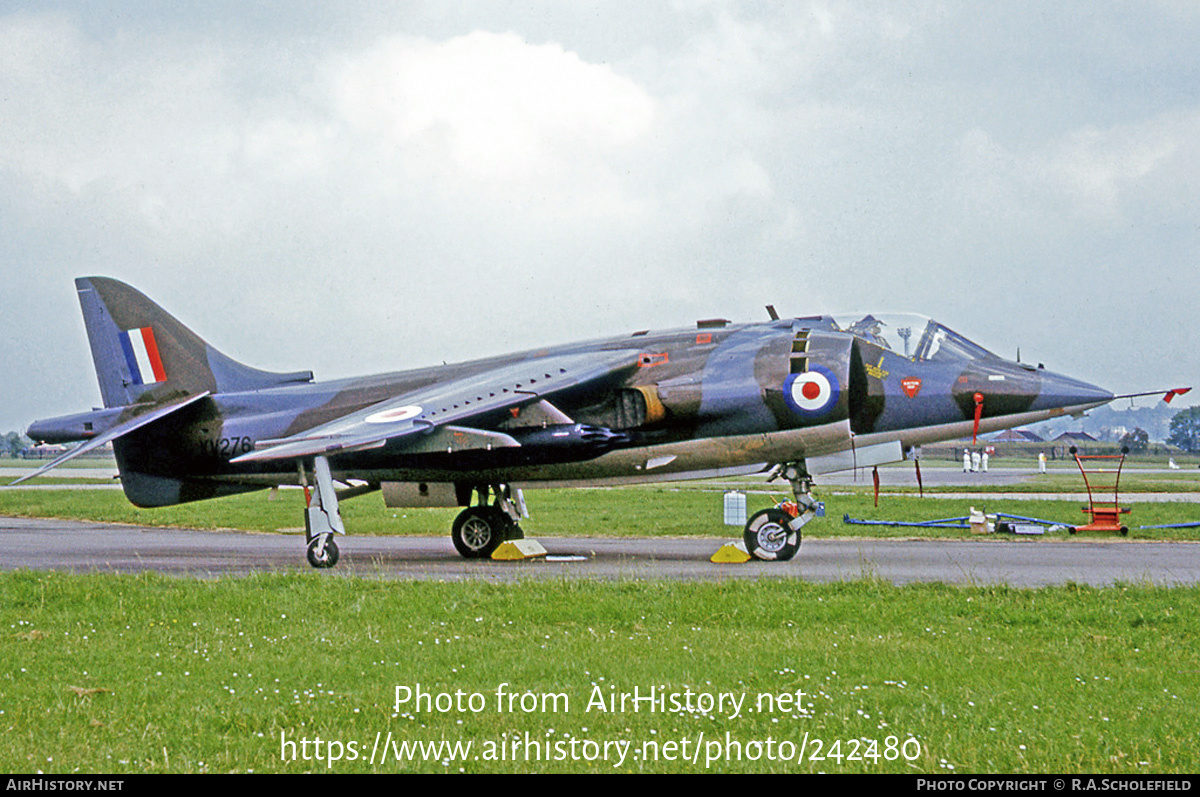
[2,1,1197,433]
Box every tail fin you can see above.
[76,277,312,408]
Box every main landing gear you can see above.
[294,465,526,566]
[743,462,819,562]
[452,484,526,559]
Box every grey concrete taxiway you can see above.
[3,516,1199,587]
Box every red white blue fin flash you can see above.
[119,327,167,386]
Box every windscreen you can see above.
[829,313,997,363]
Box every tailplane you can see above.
[76,277,312,407]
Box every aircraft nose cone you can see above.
[1034,370,1113,412]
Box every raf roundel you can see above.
[783,364,840,417]
[365,405,424,424]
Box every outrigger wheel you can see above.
[306,536,339,568]
[301,456,345,569]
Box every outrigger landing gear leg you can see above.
[302,456,343,568]
[451,483,526,559]
[743,462,818,561]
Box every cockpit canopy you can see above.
[824,313,999,363]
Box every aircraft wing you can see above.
[9,391,212,486]
[231,349,641,464]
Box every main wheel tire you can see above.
[306,536,339,568]
[452,507,507,559]
[744,508,800,561]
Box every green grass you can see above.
[2,573,1198,774]
[817,493,1200,541]
[0,457,116,469]
[696,467,1200,494]
[3,475,1199,773]
[3,483,1200,540]
[879,473,1200,494]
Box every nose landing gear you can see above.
[743,462,818,561]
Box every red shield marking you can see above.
[901,377,922,398]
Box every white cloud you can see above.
[0,14,778,406]
[1042,111,1200,221]
[1,3,1198,429]
[0,21,671,236]
[328,32,656,182]
[947,110,1200,230]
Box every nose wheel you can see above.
[744,507,800,561]
[744,461,818,561]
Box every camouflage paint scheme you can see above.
[21,278,1116,562]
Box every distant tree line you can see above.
[1168,407,1200,453]
[1119,427,1150,453]
[2,431,33,457]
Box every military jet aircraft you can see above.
[16,277,1171,567]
